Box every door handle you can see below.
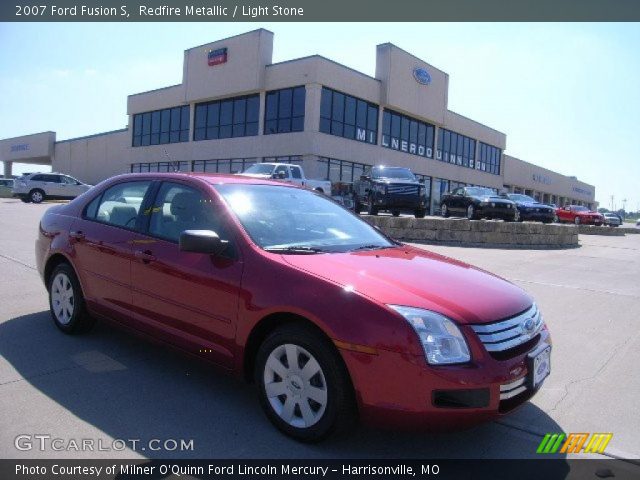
[69,230,85,241]
[134,249,156,263]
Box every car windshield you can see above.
[572,206,588,212]
[466,187,496,197]
[507,194,537,202]
[214,184,395,253]
[371,167,415,180]
[243,164,275,175]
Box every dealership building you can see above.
[0,29,596,212]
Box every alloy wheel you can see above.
[441,204,448,217]
[51,272,74,325]
[31,190,43,203]
[263,343,328,429]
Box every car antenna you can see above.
[164,148,181,172]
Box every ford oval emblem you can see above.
[413,67,432,85]
[523,318,536,333]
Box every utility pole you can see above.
[610,195,614,211]
[622,198,627,218]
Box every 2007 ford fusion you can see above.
[36,173,551,442]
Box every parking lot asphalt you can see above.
[0,198,639,464]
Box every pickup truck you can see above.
[353,165,428,218]
[239,163,332,194]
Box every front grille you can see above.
[470,304,544,353]
[500,377,527,400]
[387,184,419,195]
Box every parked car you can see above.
[441,186,517,221]
[0,178,14,198]
[500,193,555,223]
[353,166,428,218]
[12,172,93,203]
[555,205,604,225]
[602,212,622,227]
[36,173,551,442]
[239,163,331,194]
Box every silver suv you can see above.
[12,172,93,203]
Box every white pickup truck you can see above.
[239,163,332,194]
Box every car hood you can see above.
[283,246,531,324]
[517,201,551,208]
[474,196,512,203]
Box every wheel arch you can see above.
[242,312,349,386]
[44,253,75,291]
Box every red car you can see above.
[36,173,551,442]
[555,205,603,225]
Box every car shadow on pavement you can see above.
[1,311,568,464]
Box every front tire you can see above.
[367,196,378,216]
[255,324,355,442]
[414,208,426,219]
[466,204,477,220]
[391,210,400,217]
[574,217,581,225]
[48,263,95,334]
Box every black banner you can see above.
[2,459,640,480]
[3,0,640,22]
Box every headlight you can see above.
[388,305,471,365]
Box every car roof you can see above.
[117,172,298,188]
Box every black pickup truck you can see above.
[353,166,428,218]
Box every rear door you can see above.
[71,180,153,321]
[128,180,243,368]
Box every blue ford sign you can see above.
[413,67,432,85]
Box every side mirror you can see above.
[418,178,425,184]
[179,230,227,255]
[272,171,287,179]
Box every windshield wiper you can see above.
[351,244,391,251]
[263,246,327,254]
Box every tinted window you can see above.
[86,181,151,229]
[291,166,302,179]
[382,109,435,158]
[132,106,189,147]
[195,94,259,141]
[319,87,378,144]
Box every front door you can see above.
[129,181,243,369]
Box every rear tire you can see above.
[466,204,477,220]
[441,203,449,218]
[48,263,95,334]
[30,189,45,204]
[255,323,356,442]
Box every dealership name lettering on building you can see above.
[381,135,433,157]
[10,144,29,152]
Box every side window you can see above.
[85,181,151,229]
[291,166,302,179]
[31,174,46,182]
[46,175,62,183]
[453,188,462,196]
[148,182,228,243]
[274,165,289,178]
[61,176,77,185]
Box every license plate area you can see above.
[527,344,551,390]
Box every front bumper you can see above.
[340,328,551,430]
[476,204,516,220]
[520,209,555,222]
[374,193,426,210]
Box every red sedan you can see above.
[555,205,604,225]
[36,173,551,442]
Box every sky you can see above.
[0,23,639,211]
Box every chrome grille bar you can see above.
[470,305,544,353]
